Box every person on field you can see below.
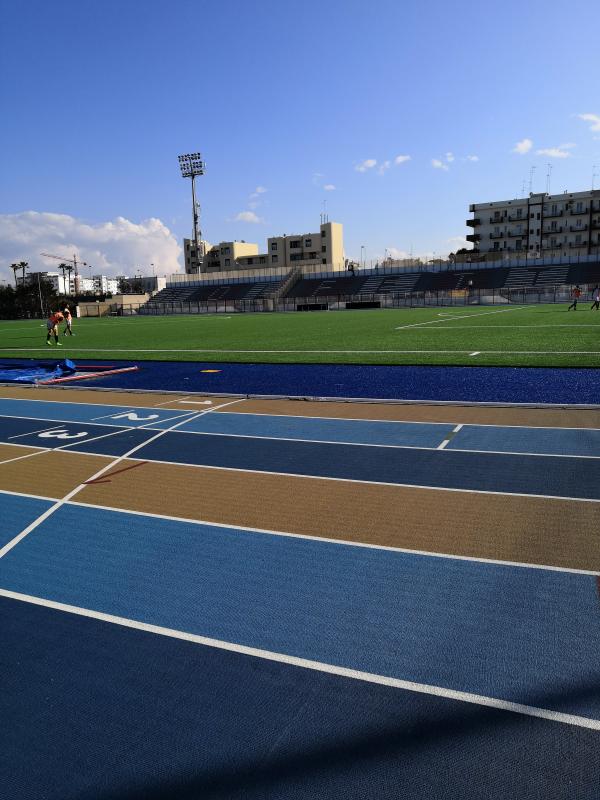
[46,311,64,345]
[591,287,600,311]
[567,285,582,311]
[63,306,74,335]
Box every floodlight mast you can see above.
[178,152,206,274]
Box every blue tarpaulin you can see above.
[0,359,76,384]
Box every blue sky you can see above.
[1,0,600,276]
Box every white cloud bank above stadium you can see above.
[0,211,182,282]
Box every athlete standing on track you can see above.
[46,311,64,346]
[63,306,74,336]
[591,287,600,311]
[567,285,582,311]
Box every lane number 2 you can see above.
[109,412,160,421]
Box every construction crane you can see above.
[40,252,90,295]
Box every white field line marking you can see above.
[0,449,53,467]
[0,393,199,413]
[3,485,600,577]
[437,439,450,450]
[469,351,480,357]
[66,497,600,577]
[395,306,527,331]
[0,399,243,560]
[2,347,600,356]
[453,424,464,433]
[0,488,57,502]
[8,423,64,439]
[69,453,600,504]
[218,410,600,433]
[409,324,600,329]
[1,588,598,731]
[153,396,191,407]
[177,400,214,405]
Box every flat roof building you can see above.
[467,189,600,258]
[183,221,345,275]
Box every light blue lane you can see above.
[0,492,54,549]
[1,504,599,721]
[449,424,600,457]
[151,411,455,448]
[0,398,190,428]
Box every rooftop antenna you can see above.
[322,199,328,224]
[178,152,206,274]
[546,163,552,194]
[528,165,536,194]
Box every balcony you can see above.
[508,213,528,222]
[543,209,563,218]
[570,207,589,215]
[592,219,600,230]
[569,241,587,248]
[466,233,481,242]
[507,229,527,238]
[542,226,563,235]
[489,232,504,239]
[489,216,505,224]
[466,218,481,227]
[570,225,588,233]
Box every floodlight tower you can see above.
[178,152,206,274]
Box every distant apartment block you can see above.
[183,221,345,275]
[467,189,600,257]
[22,271,119,295]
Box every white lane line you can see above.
[68,453,600,504]
[1,588,598,731]
[437,439,450,450]
[153,396,191,407]
[8,424,64,439]
[469,351,480,357]
[453,424,464,433]
[3,486,599,577]
[0,399,243,560]
[407,324,600,329]
[177,400,214,405]
[395,306,527,331]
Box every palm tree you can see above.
[18,261,28,285]
[10,263,20,288]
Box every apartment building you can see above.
[183,221,345,274]
[467,189,600,257]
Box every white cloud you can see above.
[578,113,600,132]
[378,160,391,175]
[323,184,336,191]
[235,210,264,224]
[512,138,533,155]
[431,158,449,171]
[387,247,411,259]
[466,155,479,162]
[536,143,575,158]
[446,152,455,162]
[255,186,267,194]
[247,201,260,209]
[0,211,182,282]
[394,155,411,165]
[447,235,468,249]
[355,159,377,172]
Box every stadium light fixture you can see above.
[178,152,206,275]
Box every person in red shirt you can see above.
[567,285,582,311]
[46,311,64,346]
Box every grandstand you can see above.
[131,256,600,316]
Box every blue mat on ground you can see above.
[2,359,599,403]
[0,359,76,383]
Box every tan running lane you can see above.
[75,462,600,572]
[0,444,40,464]
[0,386,223,408]
[221,399,600,429]
[0,452,116,499]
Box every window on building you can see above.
[259,256,266,264]
[309,252,317,259]
[271,242,278,251]
[272,255,278,263]
[305,239,312,247]
[516,208,523,218]
[576,201,583,212]
[493,241,500,250]
[224,258,230,267]
[551,204,558,214]
[493,211,500,219]
[576,234,582,243]
[290,253,303,261]
[290,240,301,248]
[576,219,582,228]
[551,221,557,231]
[246,257,254,265]
[321,230,326,237]
[321,245,326,253]
[322,258,327,264]
[494,227,500,235]
[516,240,522,250]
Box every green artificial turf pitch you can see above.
[0,304,599,367]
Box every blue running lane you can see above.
[153,411,455,448]
[0,505,599,721]
[0,397,191,427]
[450,424,600,457]
[2,596,598,800]
[0,492,53,548]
